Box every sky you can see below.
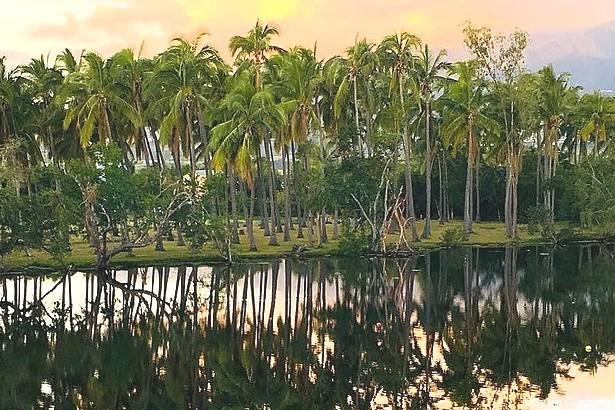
[2,0,615,65]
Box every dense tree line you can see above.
[1,21,615,266]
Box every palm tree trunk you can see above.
[403,133,419,242]
[464,130,474,235]
[282,146,291,241]
[475,151,481,222]
[423,101,432,239]
[229,166,240,244]
[353,77,362,157]
[186,109,196,179]
[247,184,257,252]
[256,148,270,236]
[265,138,278,246]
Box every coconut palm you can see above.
[18,55,64,168]
[58,52,140,164]
[111,47,160,168]
[533,65,576,219]
[579,91,615,158]
[152,35,223,179]
[229,20,284,89]
[412,45,450,238]
[334,38,378,157]
[443,61,498,235]
[267,47,321,241]
[210,71,286,250]
[378,32,422,241]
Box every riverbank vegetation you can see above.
[2,21,615,271]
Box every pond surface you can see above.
[2,245,615,409]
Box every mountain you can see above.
[526,20,615,92]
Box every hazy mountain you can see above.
[526,20,615,92]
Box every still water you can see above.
[2,245,615,409]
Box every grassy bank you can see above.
[2,220,609,271]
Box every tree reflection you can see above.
[1,245,615,408]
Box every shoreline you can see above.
[2,221,612,273]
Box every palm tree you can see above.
[111,46,160,168]
[378,32,421,241]
[334,38,378,157]
[443,61,497,235]
[229,20,284,90]
[267,47,321,241]
[58,52,140,163]
[18,55,64,169]
[152,35,223,179]
[579,91,615,158]
[412,45,450,238]
[533,65,576,220]
[230,20,285,242]
[210,71,286,250]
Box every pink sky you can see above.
[2,0,614,63]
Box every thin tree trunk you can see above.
[422,101,432,239]
[283,146,291,241]
[475,151,481,222]
[229,166,240,244]
[464,129,474,235]
[265,137,279,246]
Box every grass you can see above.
[1,220,609,271]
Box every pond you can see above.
[2,245,615,409]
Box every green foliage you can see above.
[526,205,554,238]
[338,222,370,256]
[439,227,468,247]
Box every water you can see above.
[2,245,615,409]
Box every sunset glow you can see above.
[3,0,615,63]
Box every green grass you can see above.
[1,220,608,271]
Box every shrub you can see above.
[440,227,468,248]
[338,223,370,256]
[527,205,554,239]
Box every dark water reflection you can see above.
[3,245,615,409]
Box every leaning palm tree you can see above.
[412,45,450,238]
[378,32,422,241]
[443,61,498,235]
[210,71,286,250]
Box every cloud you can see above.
[3,0,614,66]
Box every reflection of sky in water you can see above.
[2,246,615,409]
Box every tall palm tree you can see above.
[533,65,576,220]
[579,91,615,158]
[412,45,450,238]
[111,46,160,168]
[152,35,223,179]
[58,52,140,162]
[18,55,64,168]
[267,47,321,241]
[378,32,421,241]
[230,20,285,241]
[334,38,378,157]
[229,20,284,90]
[210,71,286,250]
[443,62,497,235]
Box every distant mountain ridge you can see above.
[526,20,615,92]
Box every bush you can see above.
[338,223,370,256]
[439,227,468,248]
[527,205,554,238]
